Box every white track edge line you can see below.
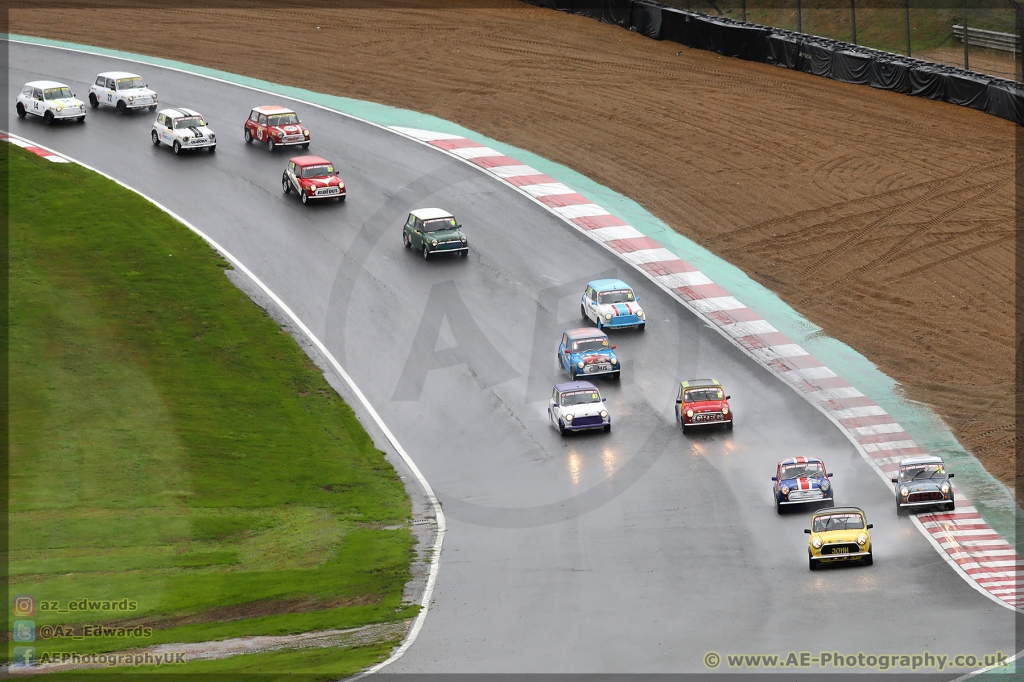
[2,131,446,676]
[10,37,1018,662]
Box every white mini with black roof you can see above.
[15,81,86,124]
[151,108,216,154]
[89,72,158,113]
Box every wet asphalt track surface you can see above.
[10,42,1017,674]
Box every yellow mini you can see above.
[805,506,873,570]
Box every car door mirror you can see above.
[827,472,833,477]
[771,476,778,481]
[866,524,873,529]
[947,473,954,478]
[602,397,607,402]
[891,477,898,483]
[563,349,570,354]
[725,395,731,400]
[804,529,811,534]
[611,345,616,349]
[635,296,641,302]
[675,399,682,404]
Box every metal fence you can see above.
[659,0,1021,81]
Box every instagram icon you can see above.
[13,595,34,617]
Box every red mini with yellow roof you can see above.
[244,105,310,151]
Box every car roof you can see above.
[290,155,332,166]
[589,278,632,292]
[898,455,945,467]
[97,71,142,80]
[554,381,599,393]
[252,105,295,114]
[778,456,824,466]
[410,208,455,221]
[565,328,608,340]
[681,379,722,389]
[159,107,203,119]
[813,506,865,516]
[26,80,70,89]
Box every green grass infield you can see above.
[8,145,416,678]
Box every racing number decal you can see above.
[256,127,263,140]
[107,93,113,102]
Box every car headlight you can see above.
[611,356,618,365]
[462,237,467,243]
[637,310,644,318]
[780,486,790,496]
[600,410,608,419]
[304,129,310,137]
[721,405,730,415]
[431,239,438,247]
[183,135,191,141]
[820,480,830,492]
[685,409,693,418]
[856,534,867,546]
[55,104,64,111]
[941,483,950,494]
[811,536,822,549]
[153,94,158,101]
[209,133,216,141]
[564,413,573,421]
[900,487,910,497]
[577,361,585,369]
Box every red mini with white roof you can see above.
[244,105,310,151]
[282,156,346,205]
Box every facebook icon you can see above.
[13,646,35,667]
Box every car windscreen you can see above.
[560,390,601,406]
[597,289,635,304]
[684,388,723,402]
[43,87,72,100]
[572,338,608,353]
[301,164,334,178]
[813,513,865,532]
[900,464,945,480]
[173,117,205,129]
[116,77,145,90]
[781,463,825,479]
[268,113,299,126]
[422,218,457,232]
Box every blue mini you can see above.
[558,328,620,380]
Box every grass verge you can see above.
[8,145,415,677]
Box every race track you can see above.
[10,42,1017,673]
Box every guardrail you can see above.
[953,25,1021,54]
[523,0,1023,126]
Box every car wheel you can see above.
[151,130,160,146]
[116,100,126,115]
[301,191,309,205]
[78,116,86,123]
[826,499,835,508]
[422,245,430,261]
[88,93,99,108]
[558,420,565,435]
[596,319,603,331]
[43,110,54,125]
[404,233,412,248]
[569,367,577,381]
[613,370,621,380]
[16,102,26,118]
[302,142,310,149]
[604,423,611,432]
[209,145,216,153]
[945,501,955,512]
[895,501,904,517]
[726,420,734,430]
[581,303,588,320]
[338,195,346,202]
[282,177,291,194]
[809,553,818,571]
[638,322,646,331]
[460,249,468,257]
[775,498,782,515]
[244,128,252,144]
[864,550,873,566]
[149,105,157,111]
[267,138,276,152]
[681,422,689,434]
[172,140,181,155]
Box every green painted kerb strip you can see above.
[8,33,1019,543]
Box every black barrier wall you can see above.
[522,0,1023,126]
